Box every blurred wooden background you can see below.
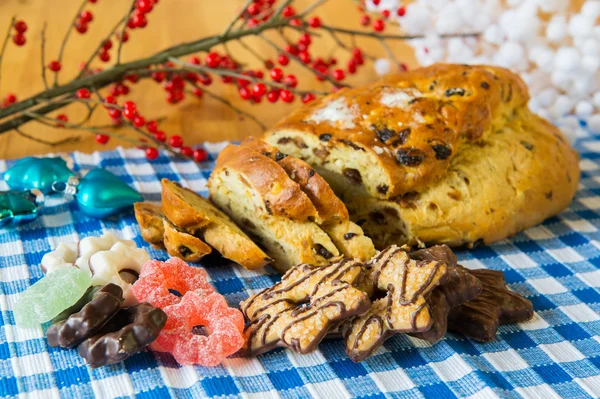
[0,0,417,159]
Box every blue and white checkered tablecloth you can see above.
[1,135,600,399]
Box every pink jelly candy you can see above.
[132,257,214,308]
[151,290,245,366]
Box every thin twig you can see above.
[237,38,268,64]
[79,15,129,78]
[271,0,293,21]
[41,23,49,90]
[15,127,80,146]
[55,0,89,86]
[328,30,376,60]
[300,0,330,17]
[0,16,16,96]
[317,24,480,40]
[379,37,401,70]
[116,0,136,65]
[189,83,266,130]
[222,0,254,38]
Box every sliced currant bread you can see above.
[240,137,376,261]
[134,202,212,262]
[161,179,272,270]
[208,144,340,271]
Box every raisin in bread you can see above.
[161,179,271,270]
[134,202,212,262]
[241,137,376,261]
[264,64,579,248]
[208,144,340,271]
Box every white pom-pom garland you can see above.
[370,0,600,132]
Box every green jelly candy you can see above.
[14,267,92,328]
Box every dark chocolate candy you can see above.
[447,268,533,342]
[47,284,124,348]
[77,303,167,368]
[410,244,457,267]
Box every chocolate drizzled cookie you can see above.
[240,259,371,356]
[47,284,124,348]
[447,268,533,342]
[78,303,167,368]
[343,245,449,362]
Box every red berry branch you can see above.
[0,0,477,162]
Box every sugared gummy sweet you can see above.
[132,257,214,308]
[14,267,92,328]
[151,290,244,366]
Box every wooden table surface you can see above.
[0,0,416,160]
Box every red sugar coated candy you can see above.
[151,290,244,366]
[132,257,214,308]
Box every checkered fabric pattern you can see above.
[1,136,600,399]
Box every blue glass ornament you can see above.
[53,169,142,218]
[3,157,76,194]
[0,189,44,227]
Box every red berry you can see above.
[56,114,68,127]
[205,52,220,68]
[117,31,129,43]
[123,108,136,120]
[284,74,297,88]
[308,17,321,28]
[169,135,183,148]
[75,21,88,34]
[145,147,159,160]
[14,20,27,33]
[270,67,283,82]
[266,90,279,103]
[239,87,252,100]
[98,51,110,62]
[373,19,385,31]
[193,87,204,97]
[152,71,165,83]
[280,89,294,103]
[181,146,193,157]
[381,9,390,18]
[102,39,112,50]
[246,3,260,16]
[76,88,91,99]
[360,15,370,26]
[146,120,158,133]
[199,74,212,86]
[299,51,311,64]
[154,130,166,142]
[48,60,61,72]
[12,33,26,46]
[133,14,147,28]
[252,83,267,97]
[289,18,302,27]
[332,69,345,81]
[282,5,295,17]
[189,56,201,65]
[96,134,110,144]
[397,6,406,17]
[299,33,312,46]
[302,93,316,104]
[133,115,145,127]
[118,84,130,95]
[193,148,208,162]
[104,95,117,105]
[80,10,94,23]
[5,93,16,104]
[315,65,328,81]
[372,0,381,5]
[123,101,136,112]
[255,70,264,79]
[348,59,357,74]
[108,108,121,118]
[136,0,153,13]
[89,0,97,3]
[278,54,289,66]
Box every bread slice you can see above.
[208,145,340,271]
[241,137,376,261]
[134,202,213,262]
[134,202,165,248]
[161,179,271,270]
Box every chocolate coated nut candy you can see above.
[241,258,370,356]
[447,267,533,342]
[47,284,124,348]
[77,303,167,368]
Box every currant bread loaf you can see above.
[240,137,376,261]
[134,202,165,248]
[208,145,340,271]
[264,64,580,248]
[161,179,272,270]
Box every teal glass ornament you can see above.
[3,157,76,194]
[53,169,142,218]
[0,189,44,227]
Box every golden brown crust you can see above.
[215,145,318,222]
[264,64,529,200]
[161,179,271,270]
[162,219,212,262]
[241,137,348,223]
[134,202,165,248]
